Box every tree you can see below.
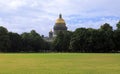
[8,32,22,52]
[0,26,10,52]
[100,23,113,31]
[21,30,45,52]
[29,30,44,52]
[96,30,114,52]
[85,28,99,52]
[113,30,120,52]
[53,31,72,52]
[69,28,88,52]
[116,21,120,30]
[62,31,73,52]
[21,32,32,52]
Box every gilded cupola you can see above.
[55,14,66,25]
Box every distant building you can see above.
[53,14,67,35]
[44,14,68,42]
[49,30,53,39]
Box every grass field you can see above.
[0,53,120,74]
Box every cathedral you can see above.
[49,14,67,38]
[43,14,67,42]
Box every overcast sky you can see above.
[0,0,120,36]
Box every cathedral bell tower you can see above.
[49,30,53,38]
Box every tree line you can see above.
[0,21,120,53]
[0,27,48,52]
[53,21,120,53]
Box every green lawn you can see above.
[0,53,120,74]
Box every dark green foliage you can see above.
[21,30,45,52]
[8,32,22,52]
[116,21,120,30]
[53,31,72,52]
[70,28,88,52]
[113,30,120,51]
[70,26,115,53]
[100,23,113,31]
[0,26,10,52]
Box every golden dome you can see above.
[55,14,66,24]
